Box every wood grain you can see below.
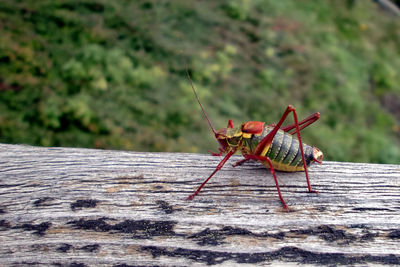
[1,143,400,266]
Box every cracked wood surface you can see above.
[0,143,400,266]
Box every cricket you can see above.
[185,68,324,211]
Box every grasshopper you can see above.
[186,68,323,211]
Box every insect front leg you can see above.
[208,120,235,156]
[209,147,224,156]
[187,149,236,200]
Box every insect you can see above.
[185,68,323,211]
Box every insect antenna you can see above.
[185,65,218,136]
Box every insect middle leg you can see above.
[238,154,289,211]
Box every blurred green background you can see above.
[1,0,400,163]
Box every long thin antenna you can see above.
[185,64,217,135]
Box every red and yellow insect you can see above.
[186,69,323,211]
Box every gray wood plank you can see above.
[0,143,400,266]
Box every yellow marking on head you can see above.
[242,133,252,139]
[233,131,243,137]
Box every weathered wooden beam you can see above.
[1,143,400,266]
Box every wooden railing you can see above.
[1,143,399,266]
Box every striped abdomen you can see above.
[246,126,315,172]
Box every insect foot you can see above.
[186,194,195,201]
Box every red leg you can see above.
[280,112,320,135]
[232,158,250,167]
[209,119,234,156]
[254,105,295,155]
[234,112,319,167]
[239,154,289,211]
[227,119,234,128]
[209,147,224,156]
[187,149,236,200]
[255,105,317,193]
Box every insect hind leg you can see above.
[280,112,320,135]
[254,105,318,194]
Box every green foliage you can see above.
[1,0,400,164]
